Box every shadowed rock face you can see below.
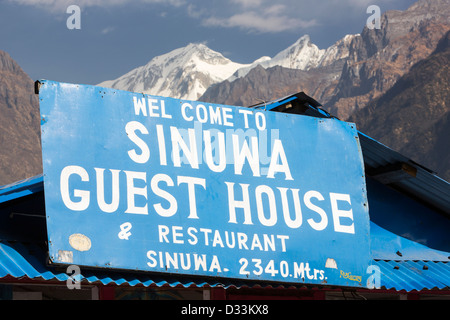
[349,31,450,182]
[0,50,42,185]
[327,20,450,120]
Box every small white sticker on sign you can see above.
[69,233,92,252]
[58,250,73,263]
[325,258,338,269]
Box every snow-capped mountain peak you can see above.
[254,34,357,71]
[98,43,251,100]
[98,35,355,101]
[270,35,325,70]
[227,34,327,81]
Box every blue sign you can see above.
[39,80,371,287]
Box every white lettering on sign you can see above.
[60,165,90,211]
[59,165,355,233]
[51,92,366,284]
[181,102,234,127]
[123,121,292,180]
[59,96,358,234]
[125,121,150,164]
[133,97,172,119]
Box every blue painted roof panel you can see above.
[0,240,218,287]
[1,240,449,291]
[370,222,450,261]
[0,174,44,203]
[373,260,449,291]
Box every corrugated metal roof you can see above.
[0,241,66,282]
[0,240,299,289]
[1,240,449,292]
[358,133,450,216]
[0,240,340,290]
[373,260,449,292]
[370,222,450,261]
[0,240,221,288]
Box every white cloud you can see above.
[8,0,415,34]
[100,26,115,34]
[230,0,264,8]
[187,3,206,19]
[141,0,186,7]
[8,0,121,12]
[203,10,317,33]
[200,2,318,33]
[8,0,184,12]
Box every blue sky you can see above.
[1,0,417,85]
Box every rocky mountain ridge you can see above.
[200,0,450,121]
[349,30,450,180]
[327,0,450,119]
[0,50,41,185]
